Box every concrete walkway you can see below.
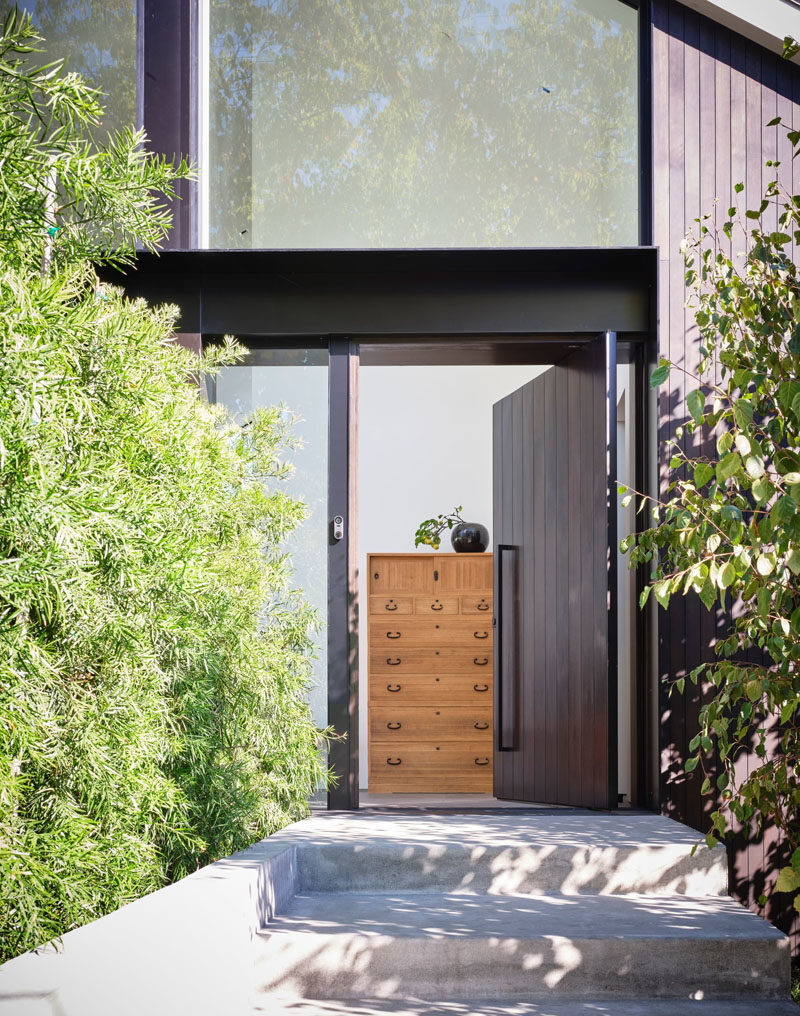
[0,809,795,1015]
[253,810,795,1014]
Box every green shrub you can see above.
[0,11,329,961]
[624,127,800,915]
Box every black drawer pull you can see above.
[386,631,401,639]
[386,683,401,692]
[474,683,489,692]
[386,721,402,730]
[477,602,490,611]
[474,757,490,766]
[473,657,489,665]
[430,603,443,611]
[386,657,401,665]
[474,721,489,730]
[474,631,489,639]
[385,603,398,611]
[387,757,402,765]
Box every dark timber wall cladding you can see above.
[652,0,800,949]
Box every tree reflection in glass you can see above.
[14,2,137,143]
[209,0,638,249]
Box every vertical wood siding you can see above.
[652,0,800,949]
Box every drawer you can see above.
[414,595,459,615]
[436,556,493,594]
[369,745,493,793]
[460,594,493,615]
[369,595,414,616]
[370,647,493,674]
[370,672,493,703]
[369,556,434,594]
[369,619,493,647]
[369,768,493,793]
[370,705,492,742]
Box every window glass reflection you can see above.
[16,1,137,142]
[208,0,638,248]
[214,351,329,735]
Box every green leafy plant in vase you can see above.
[414,506,465,549]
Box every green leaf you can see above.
[716,451,741,483]
[733,399,754,428]
[756,554,775,576]
[717,561,736,589]
[787,549,800,574]
[776,867,800,893]
[684,756,699,773]
[653,579,672,608]
[687,388,705,423]
[699,577,716,609]
[639,585,651,609]
[746,679,762,702]
[744,455,765,479]
[694,462,713,488]
[650,360,670,388]
[752,476,774,503]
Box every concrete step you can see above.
[253,1000,800,1016]
[292,812,727,896]
[254,891,789,1002]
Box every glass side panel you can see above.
[207,0,638,249]
[16,1,137,142]
[214,349,329,735]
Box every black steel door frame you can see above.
[105,247,657,812]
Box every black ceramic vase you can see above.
[450,522,489,553]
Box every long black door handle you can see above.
[497,544,517,752]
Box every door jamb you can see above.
[327,338,360,810]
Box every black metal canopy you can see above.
[104,247,657,345]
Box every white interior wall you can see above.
[357,364,545,790]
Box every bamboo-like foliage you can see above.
[0,10,330,961]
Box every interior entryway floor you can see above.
[358,793,561,810]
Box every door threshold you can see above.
[358,792,572,811]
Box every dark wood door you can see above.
[493,333,617,808]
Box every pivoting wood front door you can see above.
[492,333,617,808]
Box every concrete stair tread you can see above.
[264,891,784,941]
[286,812,717,848]
[253,1000,800,1016]
[289,813,728,896]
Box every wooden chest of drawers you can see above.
[367,552,494,793]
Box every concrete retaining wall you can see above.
[0,827,303,1016]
